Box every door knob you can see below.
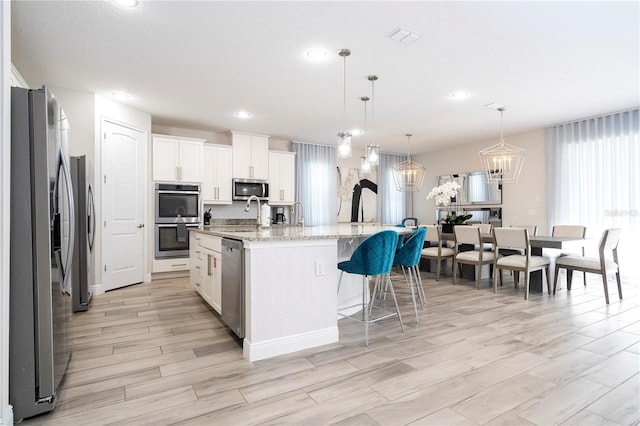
[137,224,145,228]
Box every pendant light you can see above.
[366,75,379,165]
[360,96,371,174]
[479,106,525,183]
[392,133,425,192]
[337,49,352,158]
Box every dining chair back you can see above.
[453,225,496,289]
[512,224,538,236]
[552,225,588,285]
[391,227,427,322]
[421,225,454,281]
[553,228,622,304]
[493,227,551,299]
[337,230,405,346]
[402,217,419,227]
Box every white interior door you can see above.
[102,120,146,291]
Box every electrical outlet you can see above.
[528,208,536,216]
[314,260,325,276]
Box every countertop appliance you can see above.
[232,178,269,201]
[274,206,285,224]
[70,155,95,312]
[10,86,74,421]
[221,238,245,338]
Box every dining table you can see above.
[439,232,588,293]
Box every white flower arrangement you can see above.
[426,181,462,207]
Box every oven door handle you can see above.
[156,190,200,195]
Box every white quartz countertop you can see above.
[194,223,410,241]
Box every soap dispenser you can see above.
[260,203,271,228]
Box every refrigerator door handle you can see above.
[57,150,75,290]
[88,182,96,251]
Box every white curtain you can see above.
[377,152,409,225]
[292,142,337,226]
[546,109,639,277]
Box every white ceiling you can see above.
[11,1,640,155]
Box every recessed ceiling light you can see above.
[235,111,251,119]
[351,129,362,137]
[111,91,131,100]
[450,91,469,100]
[113,0,139,7]
[304,47,328,61]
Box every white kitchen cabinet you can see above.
[191,232,222,314]
[189,233,205,297]
[202,144,232,204]
[229,131,269,180]
[153,257,190,273]
[153,134,204,182]
[268,151,296,205]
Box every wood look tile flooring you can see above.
[25,270,640,426]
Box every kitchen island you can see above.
[193,224,408,362]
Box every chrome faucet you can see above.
[245,195,261,227]
[291,201,305,227]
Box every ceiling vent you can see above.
[386,27,421,45]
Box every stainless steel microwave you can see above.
[232,178,269,201]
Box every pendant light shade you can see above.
[366,75,379,165]
[392,133,425,192]
[479,107,525,183]
[359,96,371,174]
[337,49,352,158]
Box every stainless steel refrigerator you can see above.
[10,86,75,421]
[70,155,95,312]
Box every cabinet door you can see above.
[153,137,179,181]
[201,145,215,201]
[215,146,233,203]
[279,152,295,204]
[268,152,295,205]
[202,250,214,305]
[250,135,269,180]
[211,251,222,314]
[178,140,204,182]
[268,152,281,203]
[231,133,252,178]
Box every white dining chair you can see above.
[453,225,496,289]
[553,228,622,304]
[421,225,454,281]
[552,225,587,286]
[493,227,551,300]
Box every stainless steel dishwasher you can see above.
[221,238,244,338]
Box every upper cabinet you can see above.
[153,135,204,183]
[229,131,269,180]
[268,151,296,205]
[202,144,232,204]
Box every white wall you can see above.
[0,2,12,423]
[413,128,549,233]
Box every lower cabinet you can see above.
[190,232,222,314]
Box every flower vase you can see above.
[441,223,455,234]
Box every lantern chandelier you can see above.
[337,48,352,158]
[392,133,425,192]
[360,96,371,174]
[479,106,525,184]
[366,75,380,165]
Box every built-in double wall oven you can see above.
[155,183,200,259]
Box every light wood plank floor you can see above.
[25,269,640,425]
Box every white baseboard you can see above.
[243,327,339,362]
[1,404,13,426]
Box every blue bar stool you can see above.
[390,226,427,323]
[337,230,405,346]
